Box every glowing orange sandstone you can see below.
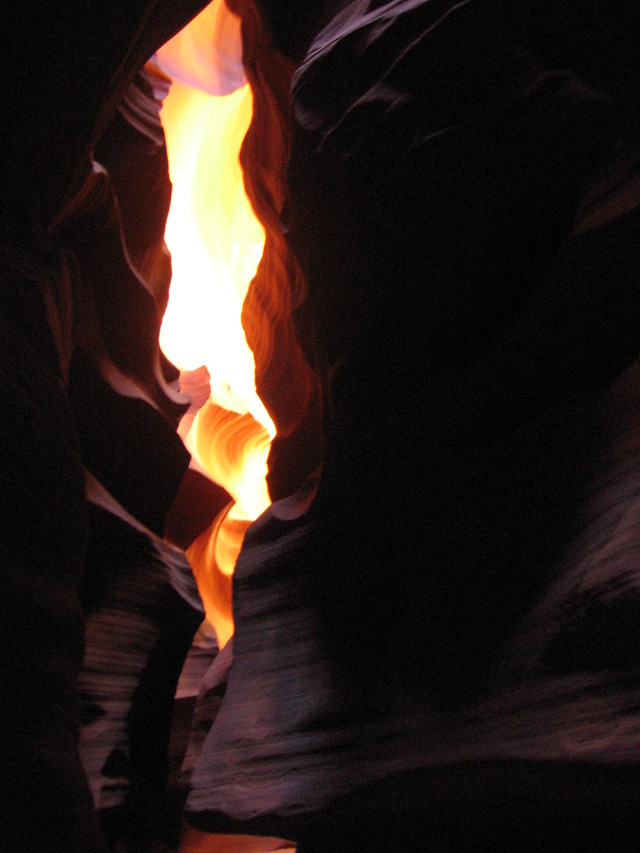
[157,4,273,646]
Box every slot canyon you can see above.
[2,1,640,850]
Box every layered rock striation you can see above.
[181,0,640,848]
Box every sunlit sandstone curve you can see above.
[157,4,275,645]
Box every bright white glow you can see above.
[159,80,272,434]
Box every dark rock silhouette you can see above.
[181,1,640,849]
[2,1,640,850]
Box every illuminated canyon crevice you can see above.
[2,1,640,851]
[156,4,271,649]
[174,1,640,849]
[151,0,326,650]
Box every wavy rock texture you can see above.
[78,493,204,845]
[2,0,640,850]
[1,4,212,850]
[181,0,640,848]
[186,414,640,846]
[282,0,640,686]
[62,65,223,849]
[228,0,327,501]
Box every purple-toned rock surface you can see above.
[1,4,210,849]
[180,1,640,848]
[2,0,640,849]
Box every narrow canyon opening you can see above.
[156,2,274,649]
[4,2,640,850]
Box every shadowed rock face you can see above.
[179,0,640,847]
[1,4,211,850]
[2,0,640,849]
[227,0,328,501]
[271,0,640,693]
[251,1,345,61]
